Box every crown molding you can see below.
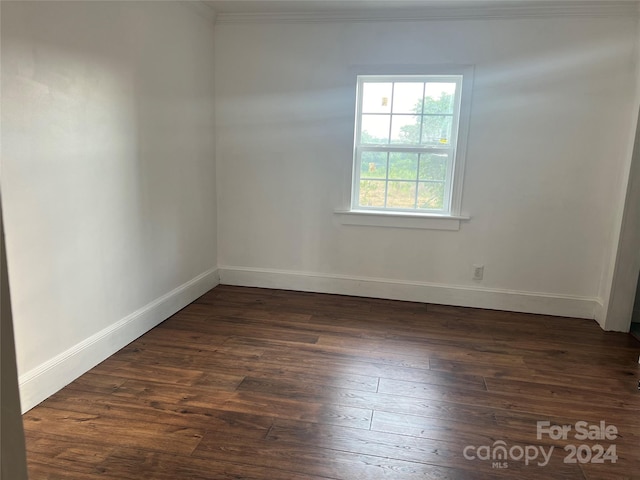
[212,1,640,24]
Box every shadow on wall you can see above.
[1,195,29,480]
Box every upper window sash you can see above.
[354,75,464,150]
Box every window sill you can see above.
[334,210,470,231]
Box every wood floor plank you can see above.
[63,371,128,395]
[89,358,208,386]
[484,377,640,409]
[370,409,506,446]
[429,357,638,391]
[101,448,337,480]
[111,377,235,408]
[38,389,274,439]
[221,390,374,430]
[267,418,586,479]
[23,407,204,456]
[376,377,640,420]
[121,341,381,393]
[192,431,502,480]
[23,285,640,479]
[26,461,123,480]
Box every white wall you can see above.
[215,17,637,318]
[1,0,218,411]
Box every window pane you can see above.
[362,82,392,114]
[387,181,417,208]
[421,115,453,145]
[359,180,386,207]
[361,114,390,144]
[390,115,420,144]
[417,182,445,210]
[424,83,456,114]
[392,82,424,114]
[360,151,388,179]
[419,153,448,181]
[389,152,418,180]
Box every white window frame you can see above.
[338,65,473,230]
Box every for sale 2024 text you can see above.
[537,420,618,465]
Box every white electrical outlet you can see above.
[473,264,484,281]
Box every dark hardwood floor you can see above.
[23,286,640,479]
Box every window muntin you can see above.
[352,75,464,214]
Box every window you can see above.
[351,73,471,217]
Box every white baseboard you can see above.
[19,268,219,413]
[219,266,599,320]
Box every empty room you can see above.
[2,0,640,478]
